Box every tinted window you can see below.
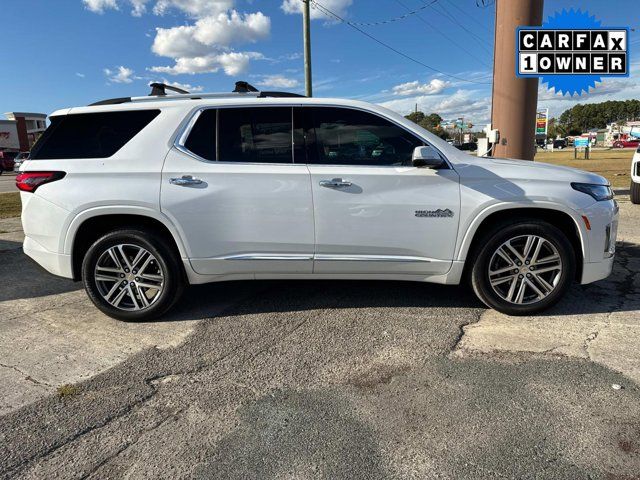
[184,109,216,160]
[309,107,423,166]
[218,107,292,163]
[30,110,160,160]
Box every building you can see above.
[0,112,47,153]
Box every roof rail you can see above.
[259,91,306,98]
[88,80,305,106]
[89,97,132,106]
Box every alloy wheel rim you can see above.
[488,235,563,305]
[94,244,164,311]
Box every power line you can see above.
[445,0,496,44]
[439,0,494,49]
[425,0,493,54]
[309,0,492,85]
[393,0,493,70]
[347,0,438,26]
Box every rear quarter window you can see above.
[30,110,160,160]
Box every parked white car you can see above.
[631,145,640,204]
[17,83,618,321]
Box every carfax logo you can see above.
[516,9,629,96]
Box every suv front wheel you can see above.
[471,221,576,315]
[81,229,184,321]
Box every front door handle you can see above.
[319,178,352,188]
[169,175,203,186]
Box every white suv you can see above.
[17,83,618,321]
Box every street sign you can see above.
[574,138,589,147]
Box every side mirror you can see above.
[412,146,443,168]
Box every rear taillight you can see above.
[16,171,66,192]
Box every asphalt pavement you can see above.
[0,172,17,193]
[0,196,639,479]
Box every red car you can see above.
[612,139,640,148]
[0,151,19,174]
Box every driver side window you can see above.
[308,107,424,166]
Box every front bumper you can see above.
[578,199,618,285]
[581,255,614,284]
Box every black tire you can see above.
[631,180,640,205]
[470,220,576,316]
[81,229,185,321]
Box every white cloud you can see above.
[104,66,138,83]
[193,11,270,45]
[84,0,232,17]
[151,25,210,58]
[392,78,450,96]
[281,0,352,20]
[76,72,86,78]
[83,0,118,13]
[381,89,491,125]
[157,78,204,92]
[256,74,299,88]
[151,11,269,59]
[153,0,233,17]
[149,10,269,76]
[150,52,263,76]
[85,0,271,77]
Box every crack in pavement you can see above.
[0,363,52,388]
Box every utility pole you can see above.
[303,0,313,97]
[490,0,543,160]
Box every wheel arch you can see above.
[65,207,188,281]
[458,204,587,281]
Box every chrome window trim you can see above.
[173,104,451,169]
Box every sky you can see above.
[1,0,639,127]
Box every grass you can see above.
[0,192,21,219]
[57,384,81,398]
[534,148,634,189]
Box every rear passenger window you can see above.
[184,109,216,161]
[30,110,160,160]
[218,107,292,163]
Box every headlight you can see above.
[571,183,613,201]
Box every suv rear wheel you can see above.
[471,221,576,315]
[81,229,184,321]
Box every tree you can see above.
[405,111,425,124]
[405,111,449,139]
[556,99,640,135]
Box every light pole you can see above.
[303,0,313,97]
[490,0,544,160]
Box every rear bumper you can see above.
[23,236,73,279]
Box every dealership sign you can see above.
[535,109,548,136]
[516,9,629,96]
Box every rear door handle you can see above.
[169,175,203,186]
[319,178,352,188]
